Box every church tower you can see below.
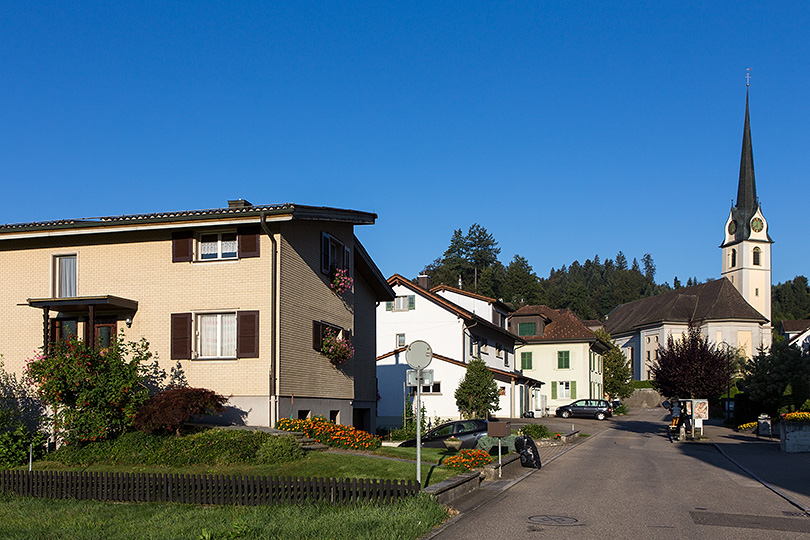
[721,88,773,323]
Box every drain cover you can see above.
[528,515,579,526]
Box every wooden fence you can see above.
[0,470,419,505]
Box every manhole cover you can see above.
[528,515,579,526]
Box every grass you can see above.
[28,447,458,487]
[0,492,449,540]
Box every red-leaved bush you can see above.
[134,387,227,435]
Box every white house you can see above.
[509,305,609,415]
[376,275,542,428]
[780,320,810,352]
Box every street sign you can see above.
[406,340,433,369]
[406,369,434,387]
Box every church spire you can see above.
[736,88,758,223]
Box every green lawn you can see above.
[29,446,458,487]
[0,492,449,540]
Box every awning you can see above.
[27,295,138,315]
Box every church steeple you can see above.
[721,82,772,324]
[736,89,758,233]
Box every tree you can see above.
[134,386,227,436]
[594,329,634,400]
[454,358,500,419]
[743,340,810,416]
[650,326,735,401]
[27,337,155,444]
[421,224,500,293]
[502,255,541,305]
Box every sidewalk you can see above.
[701,419,810,513]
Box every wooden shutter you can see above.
[407,295,416,310]
[171,313,192,359]
[385,301,393,311]
[237,226,260,259]
[571,381,577,399]
[313,321,324,351]
[236,311,260,358]
[321,233,330,274]
[172,231,194,262]
[551,382,557,400]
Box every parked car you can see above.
[398,419,488,449]
[555,399,613,420]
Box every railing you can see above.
[0,470,419,505]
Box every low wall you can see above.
[422,471,482,505]
[625,388,665,409]
[780,422,810,453]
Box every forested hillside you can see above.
[420,224,810,324]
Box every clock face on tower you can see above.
[751,217,764,233]
[728,221,737,235]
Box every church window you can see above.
[730,249,736,268]
[753,247,761,266]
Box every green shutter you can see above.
[521,352,532,370]
[571,381,577,399]
[551,382,557,399]
[385,301,393,311]
[408,295,416,310]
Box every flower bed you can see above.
[783,411,810,422]
[737,421,757,432]
[443,449,493,471]
[276,416,381,450]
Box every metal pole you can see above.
[416,367,422,487]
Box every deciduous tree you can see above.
[595,329,634,400]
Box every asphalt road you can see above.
[429,408,810,539]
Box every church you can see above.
[605,89,773,381]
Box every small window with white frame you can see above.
[199,232,238,261]
[396,333,406,348]
[53,254,77,298]
[196,312,237,358]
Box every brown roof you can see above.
[605,278,767,336]
[387,274,521,342]
[781,320,810,334]
[511,305,605,348]
[430,284,514,312]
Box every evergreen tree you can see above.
[744,340,810,416]
[454,358,500,419]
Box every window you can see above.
[312,320,351,353]
[496,344,503,358]
[198,313,237,358]
[95,321,116,349]
[386,295,416,311]
[54,255,77,298]
[199,232,237,260]
[396,333,406,348]
[518,322,536,336]
[50,319,77,342]
[480,338,488,355]
[321,232,351,275]
[170,311,259,360]
[557,351,570,369]
[753,247,761,266]
[410,382,441,395]
[730,248,737,268]
[558,381,571,399]
[521,351,533,370]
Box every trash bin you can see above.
[757,414,771,438]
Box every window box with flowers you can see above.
[320,327,354,366]
[330,267,353,296]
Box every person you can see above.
[670,398,681,428]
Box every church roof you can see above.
[604,278,767,336]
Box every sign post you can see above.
[406,340,433,487]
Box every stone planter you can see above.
[444,439,462,451]
[780,422,810,453]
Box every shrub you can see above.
[520,424,551,440]
[256,434,305,464]
[26,337,153,444]
[443,449,492,471]
[134,386,227,435]
[476,435,517,454]
[613,404,628,415]
[49,428,305,467]
[276,416,381,450]
[632,380,655,389]
[0,426,46,469]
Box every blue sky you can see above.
[2,2,808,287]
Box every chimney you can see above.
[417,274,430,290]
[228,199,253,208]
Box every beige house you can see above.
[0,200,393,432]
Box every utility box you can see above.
[488,421,511,438]
[757,414,772,438]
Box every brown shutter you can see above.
[321,233,330,274]
[237,226,260,258]
[313,320,324,351]
[236,310,259,358]
[172,231,194,262]
[171,313,192,359]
